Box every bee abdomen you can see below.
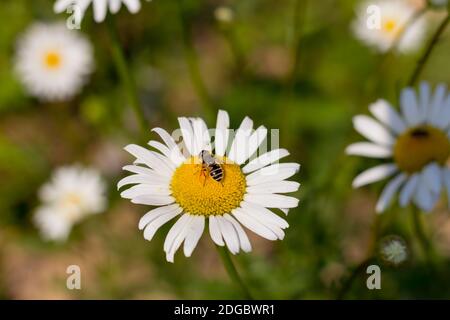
[209,164,224,182]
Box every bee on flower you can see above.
[118,110,301,262]
[34,165,107,242]
[347,82,450,213]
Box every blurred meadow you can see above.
[1,0,450,299]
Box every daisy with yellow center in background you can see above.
[352,0,427,54]
[34,165,107,242]
[54,0,141,24]
[118,110,301,263]
[15,22,93,102]
[347,82,450,213]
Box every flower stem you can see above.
[106,16,147,133]
[216,245,253,299]
[337,213,380,299]
[176,0,215,122]
[411,206,437,270]
[408,12,450,86]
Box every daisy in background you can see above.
[347,82,450,213]
[34,165,107,242]
[352,0,427,54]
[15,22,93,102]
[118,110,301,262]
[54,0,142,24]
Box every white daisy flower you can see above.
[118,110,301,262]
[54,0,142,24]
[34,165,107,241]
[352,0,427,54]
[347,82,450,213]
[15,22,94,102]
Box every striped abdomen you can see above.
[209,163,224,182]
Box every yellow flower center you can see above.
[394,126,450,173]
[170,156,246,216]
[64,193,82,206]
[44,51,62,69]
[382,19,402,37]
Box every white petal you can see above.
[178,117,196,156]
[244,194,299,209]
[93,0,108,22]
[139,204,181,230]
[246,180,300,194]
[122,0,141,13]
[216,215,240,254]
[228,116,253,163]
[419,81,431,119]
[413,179,435,212]
[427,83,447,125]
[164,214,193,263]
[209,215,224,246]
[223,214,252,253]
[124,144,173,176]
[245,163,300,186]
[163,214,189,252]
[400,88,422,126]
[369,99,406,135]
[346,142,392,158]
[399,174,419,207]
[214,110,230,157]
[422,163,442,194]
[433,95,450,129]
[120,184,172,199]
[109,0,122,13]
[143,209,181,241]
[117,173,169,189]
[54,0,75,13]
[131,195,175,206]
[194,118,212,152]
[353,115,395,146]
[232,208,278,241]
[240,201,289,229]
[352,164,398,188]
[183,215,205,257]
[243,149,290,174]
[241,126,268,165]
[376,173,407,213]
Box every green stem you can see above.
[337,213,380,299]
[411,206,437,269]
[285,0,308,89]
[216,245,253,299]
[106,16,147,133]
[176,1,215,121]
[408,12,450,86]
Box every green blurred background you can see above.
[0,0,450,299]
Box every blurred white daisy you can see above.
[118,110,301,262]
[15,22,93,102]
[379,235,408,266]
[428,0,448,8]
[352,0,427,54]
[34,165,107,241]
[347,82,450,213]
[54,0,141,24]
